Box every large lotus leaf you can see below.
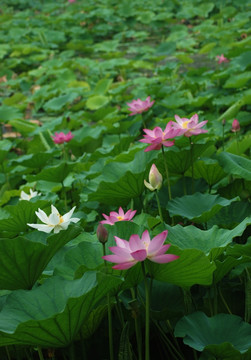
[163,143,213,175]
[165,217,251,260]
[25,161,75,183]
[105,221,143,247]
[167,193,237,223]
[214,256,251,283]
[175,312,251,354]
[147,248,216,287]
[208,201,251,228]
[0,225,81,290]
[0,272,123,347]
[0,139,12,162]
[86,95,109,110]
[227,242,251,258]
[0,105,22,123]
[54,240,104,280]
[88,148,157,205]
[0,200,48,237]
[10,151,57,169]
[185,158,226,186]
[218,152,251,181]
[80,304,107,339]
[43,93,79,113]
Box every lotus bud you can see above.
[231,119,240,132]
[144,164,163,191]
[222,119,226,126]
[97,223,108,244]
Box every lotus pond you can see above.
[0,0,251,359]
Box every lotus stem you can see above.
[38,132,51,151]
[103,244,114,360]
[235,132,240,155]
[5,346,11,360]
[155,191,163,222]
[141,262,150,360]
[189,138,194,194]
[161,145,172,201]
[130,288,143,360]
[37,347,45,360]
[182,176,187,196]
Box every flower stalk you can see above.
[189,138,194,194]
[161,145,172,201]
[155,191,163,222]
[141,262,150,360]
[102,243,114,360]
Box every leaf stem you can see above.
[141,262,150,360]
[161,145,172,201]
[130,288,143,360]
[189,138,194,194]
[37,347,45,360]
[155,191,163,222]
[103,244,114,360]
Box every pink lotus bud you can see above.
[97,223,108,244]
[231,119,240,132]
[144,164,163,191]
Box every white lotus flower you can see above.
[27,205,80,234]
[20,189,41,201]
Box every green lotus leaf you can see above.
[208,201,251,228]
[167,193,237,223]
[175,312,251,354]
[54,239,104,280]
[185,158,226,186]
[165,217,251,260]
[0,105,22,123]
[25,162,75,183]
[86,95,109,110]
[0,200,48,237]
[88,148,157,205]
[147,248,216,287]
[0,272,122,347]
[10,151,56,168]
[218,152,251,181]
[0,225,81,290]
[43,93,79,113]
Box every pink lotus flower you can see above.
[102,229,179,270]
[216,54,229,64]
[68,0,76,3]
[127,96,154,116]
[139,122,180,152]
[231,119,240,132]
[100,207,137,225]
[172,114,208,137]
[52,131,74,144]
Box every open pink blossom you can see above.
[127,96,154,116]
[139,122,180,152]
[68,0,76,3]
[52,131,74,144]
[231,119,240,132]
[102,229,179,270]
[172,114,208,137]
[100,207,137,225]
[216,54,229,64]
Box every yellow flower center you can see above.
[59,215,64,224]
[182,121,190,129]
[117,216,124,221]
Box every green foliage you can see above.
[0,0,250,358]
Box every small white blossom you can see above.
[20,189,41,201]
[27,205,80,234]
